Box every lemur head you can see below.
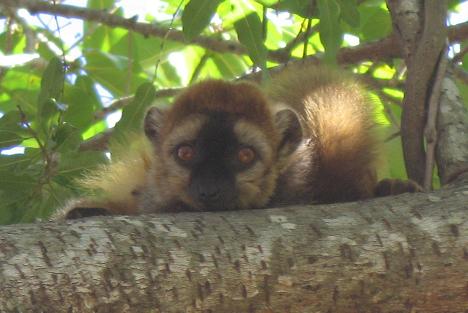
[144,80,302,211]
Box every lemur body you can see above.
[57,65,416,220]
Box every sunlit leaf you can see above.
[211,53,249,78]
[88,0,115,10]
[84,50,146,96]
[63,76,100,130]
[182,0,223,41]
[58,150,108,177]
[112,82,156,141]
[317,0,342,63]
[37,57,65,130]
[84,24,127,51]
[276,0,314,17]
[358,6,391,41]
[53,123,82,152]
[0,111,27,148]
[234,12,268,71]
[338,0,360,28]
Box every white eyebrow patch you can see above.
[233,119,272,161]
[164,114,207,151]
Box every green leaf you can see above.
[358,6,391,41]
[212,53,249,78]
[275,0,314,17]
[448,0,461,10]
[254,0,278,6]
[0,29,25,54]
[58,150,107,177]
[2,67,41,92]
[462,41,468,72]
[87,0,115,10]
[317,0,342,63]
[378,127,407,180]
[234,12,268,71]
[0,111,27,148]
[37,41,58,61]
[182,0,223,41]
[63,76,100,130]
[112,82,156,141]
[337,0,360,28]
[37,57,65,131]
[84,50,146,97]
[52,123,82,153]
[38,57,65,105]
[160,62,182,86]
[0,169,37,201]
[456,81,468,111]
[84,24,127,51]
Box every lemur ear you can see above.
[274,109,302,160]
[144,106,165,142]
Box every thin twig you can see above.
[152,0,184,81]
[452,46,468,64]
[16,105,53,185]
[94,88,182,120]
[423,43,449,191]
[384,130,401,142]
[375,90,401,128]
[189,54,210,84]
[302,18,313,59]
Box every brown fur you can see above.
[267,64,378,204]
[140,80,291,213]
[165,80,276,137]
[55,64,418,220]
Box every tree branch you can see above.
[0,179,467,312]
[387,0,448,185]
[435,69,468,184]
[1,0,467,66]
[0,0,292,62]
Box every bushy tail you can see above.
[267,64,379,202]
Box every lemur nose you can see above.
[198,186,221,202]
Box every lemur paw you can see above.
[65,207,112,219]
[374,178,423,197]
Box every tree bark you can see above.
[436,71,468,185]
[387,0,448,185]
[1,178,467,313]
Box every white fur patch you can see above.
[163,114,207,154]
[233,119,272,162]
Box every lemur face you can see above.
[144,80,302,211]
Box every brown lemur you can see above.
[55,64,420,220]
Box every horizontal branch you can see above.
[2,0,467,65]
[0,178,467,312]
[0,0,292,63]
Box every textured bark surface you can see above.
[1,179,468,313]
[436,73,468,184]
[387,0,448,185]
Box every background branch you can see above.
[387,0,448,185]
[435,69,468,184]
[1,0,467,66]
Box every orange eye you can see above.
[238,147,255,164]
[177,145,195,161]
